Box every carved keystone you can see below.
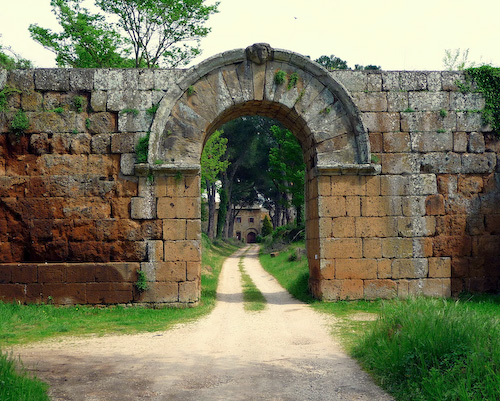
[245,43,273,65]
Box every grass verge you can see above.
[0,234,241,400]
[0,352,50,401]
[239,256,267,312]
[259,241,500,401]
[0,234,239,347]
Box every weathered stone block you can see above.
[163,219,186,240]
[322,238,362,259]
[330,217,356,238]
[387,92,408,112]
[336,258,377,279]
[468,132,485,153]
[319,278,364,301]
[381,237,414,258]
[355,216,398,237]
[364,279,397,299]
[330,176,365,196]
[157,197,199,219]
[408,278,451,297]
[361,196,402,216]
[361,112,400,132]
[453,132,468,152]
[35,69,69,91]
[410,132,453,152]
[450,92,485,111]
[179,281,199,303]
[353,92,387,112]
[69,69,94,91]
[409,92,448,111]
[397,216,436,237]
[362,238,382,258]
[381,153,418,174]
[383,132,410,153]
[164,240,200,262]
[130,197,156,220]
[461,153,496,174]
[428,257,451,278]
[318,196,346,217]
[420,152,461,174]
[91,90,107,112]
[392,258,428,279]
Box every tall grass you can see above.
[352,297,500,401]
[0,352,49,401]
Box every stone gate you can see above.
[0,44,499,305]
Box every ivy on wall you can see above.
[465,66,500,136]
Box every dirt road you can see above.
[14,245,393,400]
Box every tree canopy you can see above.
[29,0,218,68]
[315,54,381,71]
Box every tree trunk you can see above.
[206,180,217,239]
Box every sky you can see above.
[0,0,499,70]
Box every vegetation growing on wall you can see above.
[135,132,150,163]
[464,65,500,136]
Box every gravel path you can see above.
[14,245,393,400]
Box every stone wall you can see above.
[314,70,499,299]
[0,60,499,305]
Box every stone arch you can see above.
[144,44,379,302]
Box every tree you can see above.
[29,0,133,68]
[201,130,229,239]
[96,0,219,68]
[315,54,348,70]
[268,126,305,226]
[355,64,381,71]
[261,215,273,237]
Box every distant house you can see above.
[233,206,267,243]
[202,203,269,243]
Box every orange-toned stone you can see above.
[425,194,445,215]
[364,279,397,299]
[156,261,186,282]
[345,196,361,216]
[319,259,335,280]
[163,219,186,240]
[377,259,392,279]
[179,280,200,303]
[331,217,356,238]
[318,196,346,217]
[331,176,365,196]
[335,258,377,279]
[355,216,398,237]
[322,238,362,259]
[139,282,178,303]
[164,240,200,262]
[363,238,382,258]
[428,257,451,278]
[187,261,201,281]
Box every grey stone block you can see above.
[120,153,136,176]
[35,69,70,91]
[468,132,485,153]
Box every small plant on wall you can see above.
[11,110,30,137]
[135,132,150,163]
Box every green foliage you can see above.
[120,108,139,116]
[0,86,21,112]
[259,240,312,302]
[10,110,30,136]
[274,69,287,85]
[29,0,134,68]
[287,72,299,90]
[135,270,149,292]
[439,109,448,118]
[403,107,415,112]
[268,125,305,223]
[85,118,91,129]
[355,64,381,70]
[52,106,64,114]
[315,54,349,70]
[0,351,50,401]
[437,129,446,133]
[95,0,219,68]
[239,256,266,311]
[352,297,500,401]
[201,130,230,187]
[135,132,150,163]
[370,154,380,163]
[73,95,84,112]
[216,187,227,238]
[261,215,273,237]
[187,85,196,96]
[146,103,159,115]
[464,65,500,135]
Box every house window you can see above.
[249,217,254,223]
[236,217,241,223]
[236,231,241,240]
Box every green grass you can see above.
[259,241,500,401]
[239,256,267,312]
[353,296,500,401]
[0,351,50,401]
[0,234,241,401]
[0,234,240,347]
